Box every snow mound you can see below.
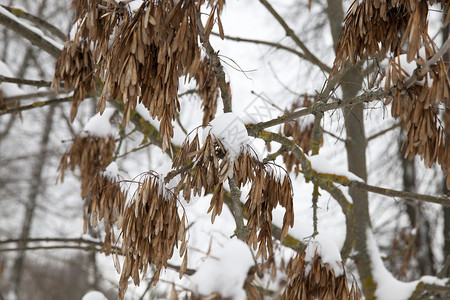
[209,112,252,158]
[308,154,364,182]
[102,162,120,181]
[82,108,118,138]
[304,233,344,276]
[81,291,107,300]
[367,229,447,300]
[190,238,254,299]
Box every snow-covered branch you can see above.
[0,6,62,58]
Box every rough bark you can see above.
[10,104,55,298]
[443,9,450,278]
[327,0,374,297]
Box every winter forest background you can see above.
[0,0,449,299]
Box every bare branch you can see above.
[0,74,53,88]
[367,123,400,142]
[0,96,72,115]
[258,0,331,73]
[228,178,247,241]
[195,12,231,113]
[211,32,321,67]
[247,88,391,135]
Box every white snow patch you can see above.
[126,0,145,13]
[396,48,432,87]
[304,233,344,276]
[300,114,315,131]
[190,238,254,299]
[209,112,252,158]
[81,291,107,300]
[367,229,447,300]
[102,162,120,181]
[82,108,118,138]
[308,154,365,182]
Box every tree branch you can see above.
[0,5,66,41]
[0,96,72,115]
[0,74,53,88]
[211,32,322,68]
[0,6,61,59]
[195,12,231,113]
[247,88,390,136]
[258,0,331,73]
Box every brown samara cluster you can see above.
[280,95,316,172]
[172,128,294,261]
[283,251,360,300]
[53,0,223,151]
[333,0,450,186]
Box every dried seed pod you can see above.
[283,251,360,300]
[333,0,449,74]
[384,40,450,186]
[279,95,316,172]
[174,126,294,261]
[118,173,187,300]
[84,163,127,255]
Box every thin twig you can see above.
[367,123,400,142]
[0,96,72,115]
[258,0,331,73]
[195,12,231,113]
[0,74,53,88]
[246,88,390,136]
[211,32,320,68]
[3,90,59,103]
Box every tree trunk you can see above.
[10,104,55,299]
[327,0,374,297]
[443,8,450,278]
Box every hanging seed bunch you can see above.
[98,0,224,151]
[385,44,450,186]
[117,172,187,299]
[283,251,360,300]
[193,57,220,126]
[58,109,119,249]
[85,163,127,255]
[280,95,316,172]
[333,0,450,186]
[333,0,448,74]
[245,164,293,260]
[54,0,224,151]
[173,125,294,260]
[52,32,96,122]
[58,135,116,197]
[53,0,123,121]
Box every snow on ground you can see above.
[82,108,118,138]
[367,229,447,300]
[189,238,254,299]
